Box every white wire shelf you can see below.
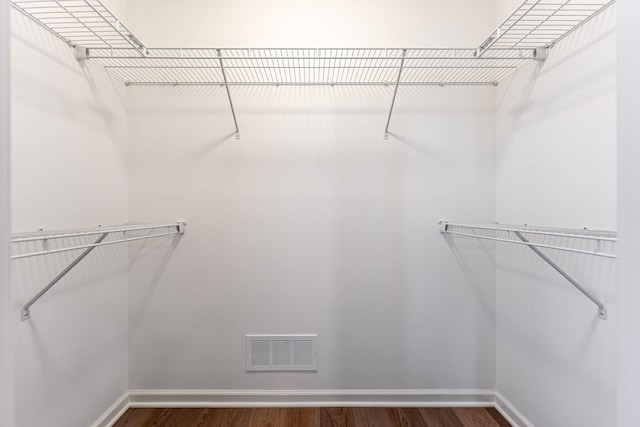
[440,221,616,320]
[86,47,533,87]
[11,222,185,260]
[12,222,186,321]
[10,0,615,137]
[440,221,617,258]
[10,0,615,87]
[477,0,615,55]
[11,0,146,52]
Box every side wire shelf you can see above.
[476,0,615,56]
[10,0,146,53]
[11,222,186,320]
[439,221,616,320]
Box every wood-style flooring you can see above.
[113,407,511,427]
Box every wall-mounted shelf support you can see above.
[13,222,186,321]
[20,232,108,321]
[513,231,607,320]
[439,221,614,320]
[217,49,240,140]
[10,0,614,89]
[384,49,407,140]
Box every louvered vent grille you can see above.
[246,335,317,371]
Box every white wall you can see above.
[1,0,14,425]
[10,0,130,425]
[125,0,498,393]
[617,1,640,426]
[127,84,497,391]
[495,5,617,427]
[127,0,495,48]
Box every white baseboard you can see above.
[128,389,496,408]
[90,392,130,427]
[494,392,534,427]
[92,389,533,427]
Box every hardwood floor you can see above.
[113,407,511,427]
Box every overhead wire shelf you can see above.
[476,0,615,55]
[9,0,615,137]
[87,47,532,87]
[10,0,615,87]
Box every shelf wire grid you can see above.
[10,0,614,86]
[87,47,535,87]
[478,0,615,52]
[11,0,145,52]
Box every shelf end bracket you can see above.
[514,231,608,321]
[20,232,108,321]
[384,49,408,139]
[216,49,240,139]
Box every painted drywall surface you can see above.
[495,6,617,427]
[126,84,497,390]
[10,0,129,425]
[127,0,495,48]
[617,1,640,425]
[1,0,14,425]
[124,0,498,393]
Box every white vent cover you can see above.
[246,334,317,371]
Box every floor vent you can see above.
[246,334,317,371]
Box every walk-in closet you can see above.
[1,0,640,426]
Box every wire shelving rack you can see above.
[10,0,615,137]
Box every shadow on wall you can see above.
[11,9,124,133]
[128,234,182,335]
[328,120,407,387]
[11,234,129,413]
[495,236,617,399]
[10,8,84,75]
[441,232,497,384]
[12,233,129,318]
[442,233,496,314]
[497,7,616,134]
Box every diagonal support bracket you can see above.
[21,233,109,321]
[216,49,240,140]
[384,49,407,140]
[514,231,607,320]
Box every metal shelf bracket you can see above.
[216,49,241,140]
[513,231,608,320]
[20,232,108,321]
[440,220,613,320]
[384,49,407,140]
[13,222,186,321]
